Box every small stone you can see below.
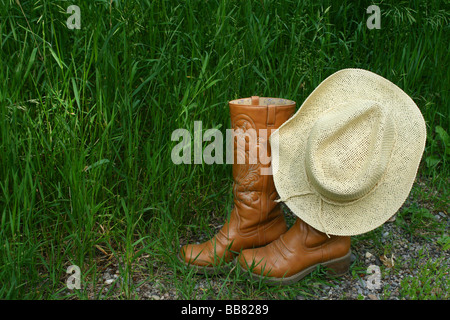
[104,279,114,285]
[365,252,373,259]
[151,295,160,300]
[368,294,379,300]
[387,215,396,222]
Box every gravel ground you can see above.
[66,178,448,301]
[79,208,448,301]
[323,217,449,300]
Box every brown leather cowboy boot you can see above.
[178,96,296,273]
[238,217,351,285]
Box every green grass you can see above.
[399,249,449,300]
[0,0,449,299]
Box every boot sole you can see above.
[241,250,352,285]
[176,252,234,275]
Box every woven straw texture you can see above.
[271,69,426,236]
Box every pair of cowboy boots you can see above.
[178,97,351,285]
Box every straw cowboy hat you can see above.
[271,68,426,236]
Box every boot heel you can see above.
[324,251,351,277]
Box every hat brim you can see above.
[271,69,426,236]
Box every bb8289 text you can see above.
[225,304,268,315]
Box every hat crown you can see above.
[305,100,395,202]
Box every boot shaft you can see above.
[228,97,296,232]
